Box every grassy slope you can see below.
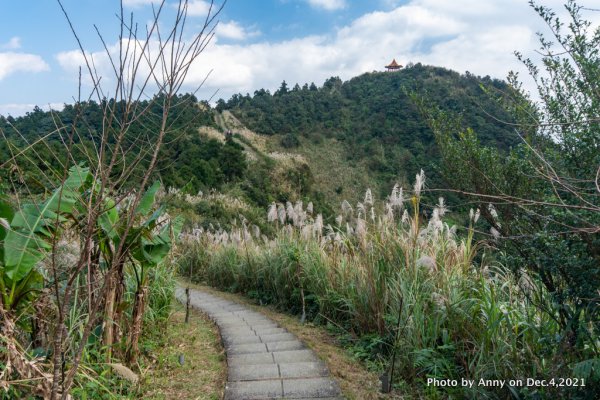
[142,301,226,400]
[269,135,382,207]
[210,109,376,210]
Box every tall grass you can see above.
[179,172,597,399]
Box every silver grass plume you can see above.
[445,224,457,241]
[341,200,353,216]
[252,225,261,239]
[490,227,501,239]
[401,209,410,224]
[335,215,343,226]
[286,201,295,223]
[356,202,366,218]
[364,188,373,206]
[390,183,399,202]
[301,224,312,240]
[417,228,428,245]
[242,225,252,242]
[267,202,277,223]
[431,292,446,308]
[346,222,354,235]
[518,268,535,292]
[284,224,294,236]
[390,184,404,209]
[428,208,443,237]
[294,200,304,226]
[325,224,335,237]
[488,203,501,227]
[369,207,376,223]
[307,202,314,215]
[384,202,394,222]
[314,214,324,237]
[277,203,286,224]
[417,255,436,273]
[437,197,447,217]
[356,218,367,241]
[414,169,425,197]
[334,232,342,244]
[221,231,229,244]
[231,230,241,246]
[469,208,480,223]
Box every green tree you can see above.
[423,0,599,372]
[275,80,289,96]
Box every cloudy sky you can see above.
[0,0,597,116]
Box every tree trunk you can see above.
[112,267,125,347]
[126,284,148,364]
[103,263,125,362]
[103,274,117,362]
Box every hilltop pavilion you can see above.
[385,58,402,71]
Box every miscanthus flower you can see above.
[390,184,404,209]
[364,188,373,206]
[341,200,353,216]
[414,169,425,197]
[267,202,277,223]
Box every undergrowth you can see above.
[177,172,599,399]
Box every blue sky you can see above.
[0,0,595,116]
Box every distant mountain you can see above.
[218,63,518,204]
[1,65,520,229]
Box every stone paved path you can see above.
[176,287,344,400]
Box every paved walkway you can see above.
[176,287,344,400]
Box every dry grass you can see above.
[198,126,226,142]
[272,135,376,205]
[142,301,226,400]
[220,111,269,152]
[180,280,399,400]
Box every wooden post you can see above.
[185,287,191,324]
[380,372,391,393]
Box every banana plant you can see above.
[0,166,91,398]
[95,180,183,362]
[1,165,91,314]
[125,181,183,362]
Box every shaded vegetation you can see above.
[0,95,246,195]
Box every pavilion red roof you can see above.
[385,58,402,69]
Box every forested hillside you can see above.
[218,64,518,200]
[1,66,524,230]
[2,65,519,216]
[0,94,247,194]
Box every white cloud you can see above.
[0,103,64,117]
[1,37,21,50]
[122,0,159,8]
[0,52,49,81]
[56,0,600,104]
[199,0,554,99]
[187,0,211,16]
[55,43,150,90]
[187,1,536,97]
[307,0,346,11]
[216,21,260,41]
